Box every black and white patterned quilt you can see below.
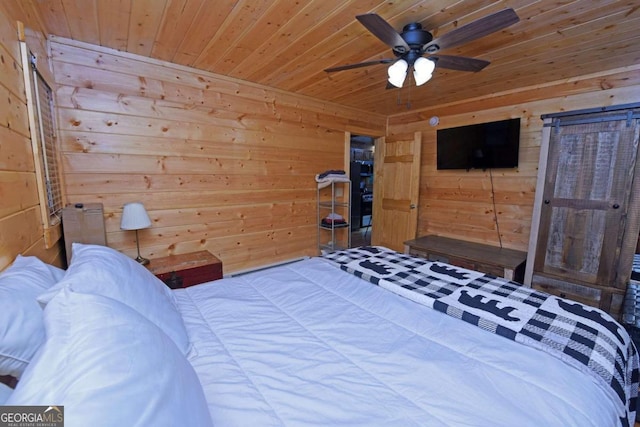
[322,246,640,427]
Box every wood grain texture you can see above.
[388,80,640,254]
[371,132,421,251]
[1,1,640,278]
[2,1,640,116]
[50,37,383,273]
[0,5,63,270]
[530,113,640,316]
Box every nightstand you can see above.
[147,250,223,288]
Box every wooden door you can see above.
[532,111,640,311]
[371,132,421,252]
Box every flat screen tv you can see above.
[436,118,521,170]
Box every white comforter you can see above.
[174,257,620,427]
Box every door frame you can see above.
[524,119,552,286]
[344,132,381,241]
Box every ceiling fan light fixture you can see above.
[413,57,435,86]
[387,59,408,87]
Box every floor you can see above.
[351,226,371,247]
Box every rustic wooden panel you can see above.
[2,2,640,280]
[0,125,34,171]
[147,0,204,62]
[49,40,385,134]
[534,115,639,292]
[0,43,24,99]
[3,0,640,116]
[64,173,315,195]
[192,1,277,72]
[0,171,39,217]
[389,82,640,254]
[57,130,340,164]
[170,0,237,66]
[66,188,316,211]
[388,70,640,130]
[96,0,130,52]
[112,207,313,251]
[103,201,316,233]
[218,230,318,272]
[0,84,30,138]
[0,207,42,268]
[0,4,23,61]
[50,38,382,273]
[60,152,330,176]
[127,0,167,56]
[126,225,318,273]
[0,6,64,270]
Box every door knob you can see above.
[410,204,416,209]
[612,203,620,209]
[544,199,550,204]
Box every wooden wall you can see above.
[0,5,63,270]
[3,0,640,274]
[388,66,640,252]
[50,37,384,273]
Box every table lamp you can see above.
[120,202,152,265]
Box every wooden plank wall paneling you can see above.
[387,67,640,253]
[0,5,63,270]
[50,37,384,273]
[3,2,640,275]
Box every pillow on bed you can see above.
[0,255,65,378]
[0,382,12,405]
[38,243,191,355]
[8,287,213,427]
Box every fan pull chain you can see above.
[406,73,413,110]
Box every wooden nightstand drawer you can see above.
[148,251,223,288]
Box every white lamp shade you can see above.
[120,202,152,230]
[413,57,435,86]
[387,59,408,88]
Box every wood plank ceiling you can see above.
[7,0,640,116]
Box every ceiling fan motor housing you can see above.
[401,23,432,46]
[393,23,434,65]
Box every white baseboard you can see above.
[225,256,309,277]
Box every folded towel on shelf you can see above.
[316,170,350,188]
[316,169,346,180]
[321,213,347,227]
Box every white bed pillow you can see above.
[0,255,65,378]
[38,243,191,355]
[0,382,12,405]
[8,287,213,427]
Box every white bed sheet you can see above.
[175,257,620,427]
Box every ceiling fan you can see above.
[325,8,519,88]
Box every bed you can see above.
[0,243,637,427]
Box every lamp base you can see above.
[135,255,150,266]
[133,229,149,265]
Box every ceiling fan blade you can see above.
[356,14,410,53]
[324,58,394,73]
[424,8,519,53]
[432,55,490,72]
